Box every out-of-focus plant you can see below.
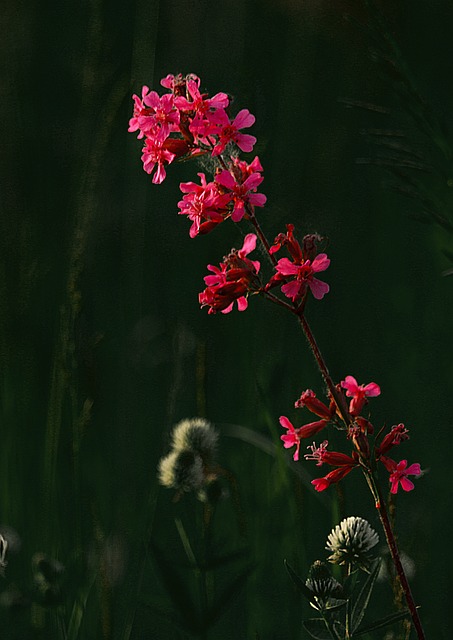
[153,417,251,637]
[345,0,453,275]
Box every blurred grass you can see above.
[0,0,452,637]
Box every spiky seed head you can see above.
[305,561,343,608]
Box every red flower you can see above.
[380,457,422,494]
[199,234,261,314]
[174,78,229,115]
[140,138,176,184]
[279,416,328,461]
[209,108,257,156]
[304,440,356,467]
[272,253,330,302]
[215,170,266,222]
[375,423,409,458]
[294,389,333,420]
[311,465,356,492]
[129,86,180,141]
[269,224,303,262]
[178,173,231,237]
[340,375,381,416]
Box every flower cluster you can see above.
[129,73,265,235]
[199,233,261,314]
[281,375,421,495]
[129,74,331,315]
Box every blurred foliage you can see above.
[0,0,452,637]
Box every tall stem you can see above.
[299,313,425,639]
[247,206,425,637]
[371,478,425,640]
[297,313,351,425]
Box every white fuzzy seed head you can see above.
[157,449,205,492]
[171,418,218,460]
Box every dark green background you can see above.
[1,0,452,637]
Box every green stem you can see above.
[321,612,340,640]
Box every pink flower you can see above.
[215,170,266,222]
[294,389,333,420]
[272,253,330,302]
[174,78,229,114]
[381,458,422,494]
[269,224,303,262]
[311,465,356,492]
[199,234,261,314]
[375,423,409,458]
[279,416,328,461]
[129,86,179,141]
[304,441,356,468]
[340,375,381,416]
[178,173,231,237]
[209,108,257,156]
[142,90,180,139]
[140,138,176,184]
[280,416,302,461]
[160,73,201,96]
[232,155,263,180]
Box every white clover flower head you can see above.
[326,516,379,568]
[157,449,204,492]
[171,417,218,460]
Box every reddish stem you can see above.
[297,313,351,425]
[372,479,425,639]
[240,195,425,637]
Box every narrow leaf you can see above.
[324,598,348,613]
[205,564,253,627]
[174,517,197,567]
[303,618,337,640]
[284,560,318,608]
[350,558,381,633]
[198,547,250,571]
[353,608,411,636]
[149,540,199,633]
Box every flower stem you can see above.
[371,479,426,639]
[245,207,425,638]
[297,313,351,425]
[247,212,277,265]
[299,313,425,639]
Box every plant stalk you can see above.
[372,479,425,640]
